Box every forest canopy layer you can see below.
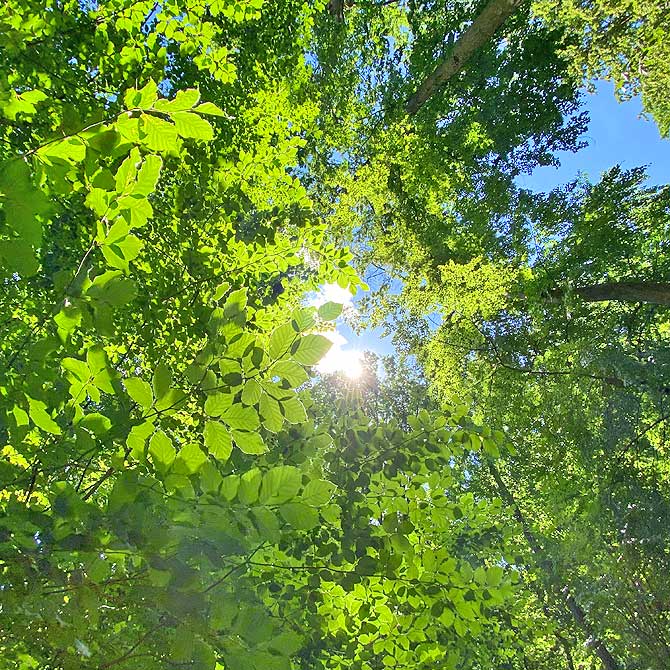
[1,1,669,669]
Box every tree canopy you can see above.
[1,1,669,669]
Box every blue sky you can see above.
[320,81,670,370]
[518,80,670,191]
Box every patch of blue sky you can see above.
[517,80,669,192]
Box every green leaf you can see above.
[174,443,207,475]
[232,430,266,455]
[62,357,90,383]
[204,392,234,417]
[238,468,262,504]
[149,430,175,475]
[88,274,137,306]
[104,219,130,245]
[12,406,29,427]
[125,80,158,108]
[241,379,262,405]
[79,412,111,436]
[222,404,260,431]
[455,600,475,621]
[194,101,226,116]
[102,233,143,271]
[141,114,179,152]
[281,395,306,424]
[487,565,504,587]
[220,475,240,501]
[125,378,153,409]
[155,388,187,413]
[0,160,50,242]
[270,360,308,387]
[154,89,201,113]
[483,436,500,458]
[87,346,115,394]
[37,137,86,165]
[2,89,47,120]
[269,322,298,360]
[291,307,316,332]
[115,149,139,192]
[200,461,223,494]
[355,555,378,576]
[391,533,412,553]
[117,234,144,262]
[134,155,163,196]
[318,301,343,320]
[118,195,154,228]
[439,608,455,628]
[223,288,248,323]
[86,188,111,217]
[301,479,336,506]
[213,281,230,301]
[252,507,280,543]
[291,334,332,365]
[171,111,214,140]
[203,421,232,461]
[127,420,154,460]
[27,398,61,435]
[279,503,319,530]
[152,363,172,401]
[0,239,40,276]
[268,632,302,657]
[260,466,302,505]
[259,394,283,433]
[54,305,82,340]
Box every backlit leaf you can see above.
[27,398,61,435]
[279,502,319,530]
[174,443,207,475]
[301,479,337,506]
[260,466,302,505]
[171,111,214,140]
[232,430,266,455]
[318,301,343,320]
[259,394,283,433]
[153,363,172,401]
[194,101,226,116]
[125,378,153,409]
[241,379,262,405]
[281,395,306,424]
[149,430,175,474]
[291,334,332,365]
[204,421,233,461]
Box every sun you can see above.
[317,339,365,380]
[340,350,364,379]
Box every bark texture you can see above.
[326,0,345,22]
[406,0,525,115]
[550,281,670,306]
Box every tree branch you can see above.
[81,467,115,501]
[549,281,670,306]
[488,460,620,670]
[406,0,525,115]
[100,622,163,669]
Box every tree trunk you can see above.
[488,461,620,670]
[550,281,670,306]
[326,0,345,22]
[405,0,525,115]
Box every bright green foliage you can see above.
[533,0,670,136]
[345,164,670,668]
[2,0,669,668]
[0,1,518,669]
[301,3,670,664]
